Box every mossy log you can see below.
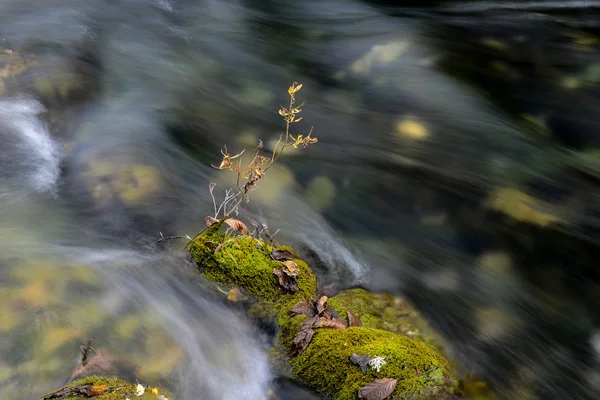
[187,221,460,399]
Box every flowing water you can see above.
[1,1,600,399]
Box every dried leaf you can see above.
[205,216,219,227]
[288,83,303,95]
[282,261,299,277]
[225,218,250,235]
[273,268,299,292]
[350,353,371,375]
[315,317,347,329]
[292,316,317,356]
[348,311,363,327]
[271,249,299,261]
[316,295,328,315]
[358,378,398,400]
[273,268,284,285]
[323,307,339,320]
[89,385,109,396]
[214,243,223,254]
[290,301,315,317]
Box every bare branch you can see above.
[209,182,217,216]
[157,232,193,245]
[214,188,239,218]
[80,339,95,366]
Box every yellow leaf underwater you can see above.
[395,117,429,141]
[487,188,561,227]
[17,280,56,308]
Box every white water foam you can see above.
[0,97,61,193]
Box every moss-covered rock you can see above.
[327,288,448,353]
[188,223,318,311]
[188,224,461,399]
[290,327,457,400]
[43,375,174,400]
[0,50,95,107]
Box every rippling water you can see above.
[1,1,600,399]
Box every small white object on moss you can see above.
[368,356,386,372]
[135,383,145,396]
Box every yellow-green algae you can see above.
[188,224,459,399]
[44,376,174,400]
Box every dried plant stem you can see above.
[176,83,317,249]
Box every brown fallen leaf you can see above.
[225,218,250,235]
[282,261,299,277]
[290,300,315,317]
[273,268,299,293]
[358,378,398,400]
[214,243,223,254]
[315,316,347,329]
[350,353,371,375]
[271,248,300,261]
[206,215,219,227]
[315,295,328,315]
[347,311,363,327]
[323,307,339,320]
[273,268,285,286]
[292,316,318,356]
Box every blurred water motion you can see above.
[0,0,600,399]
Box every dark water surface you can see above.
[1,1,600,399]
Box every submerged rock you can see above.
[0,48,95,107]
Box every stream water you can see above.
[1,1,600,399]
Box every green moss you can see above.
[327,289,414,332]
[290,327,457,400]
[44,376,174,400]
[277,308,308,353]
[188,230,318,311]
